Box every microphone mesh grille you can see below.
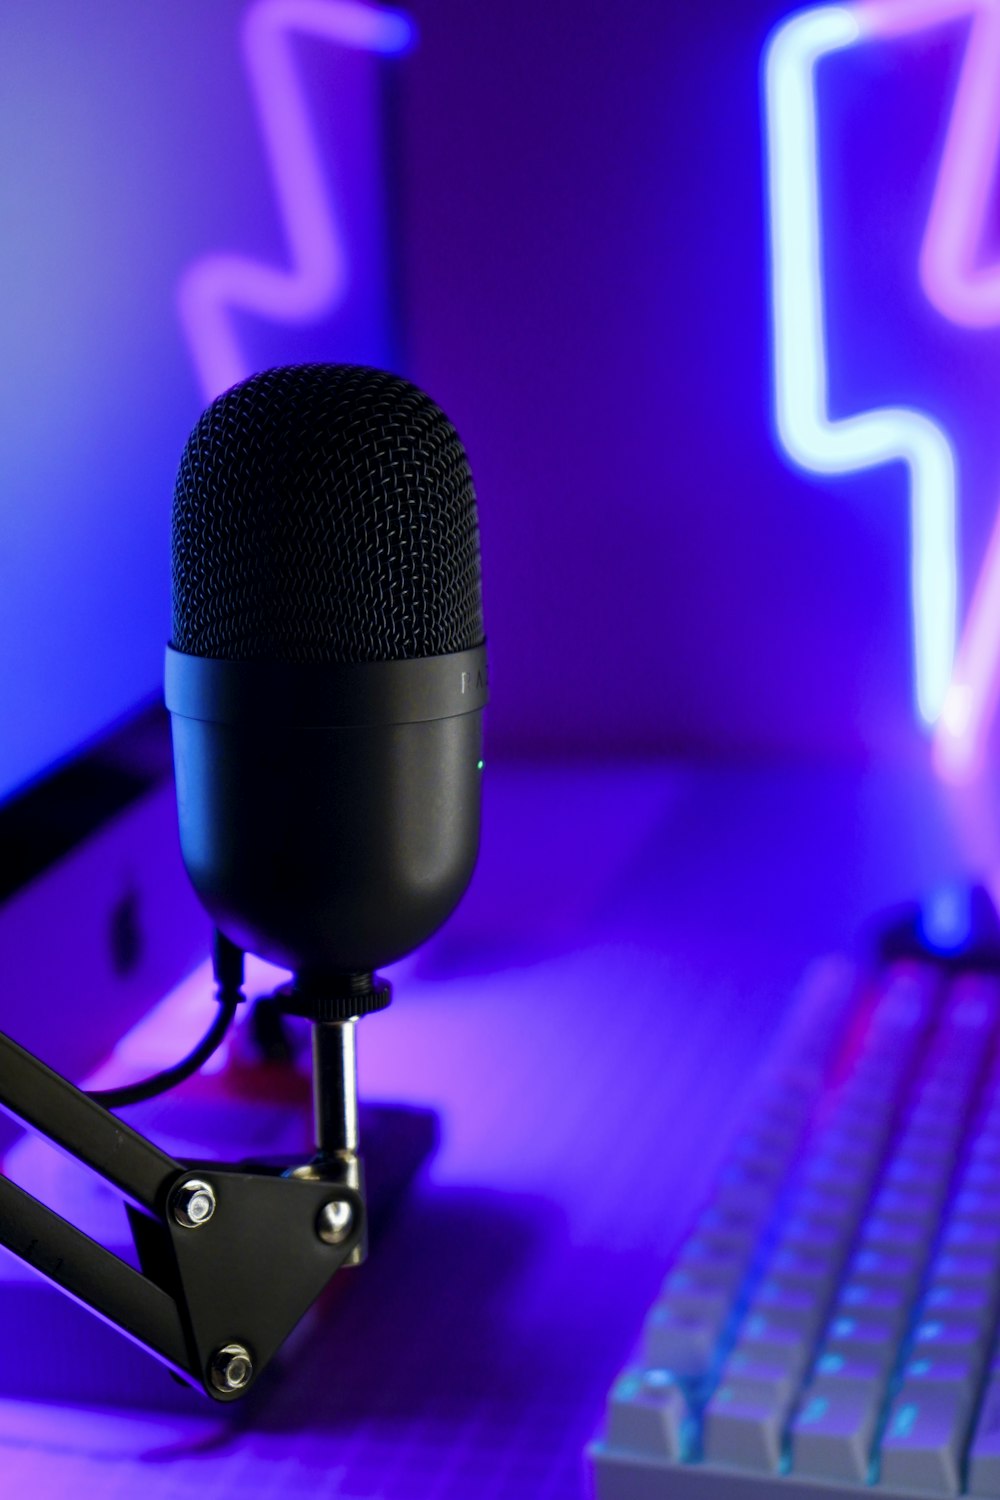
[171,365,484,662]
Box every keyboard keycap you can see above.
[810,1351,884,1401]
[658,1271,735,1326]
[859,1214,934,1259]
[874,1184,944,1230]
[935,1248,996,1289]
[698,1205,761,1258]
[823,1312,899,1371]
[966,1156,1000,1185]
[747,1282,825,1338]
[883,1153,936,1188]
[790,1186,859,1230]
[924,1282,994,1320]
[731,1313,812,1378]
[644,1304,723,1378]
[781,1215,853,1258]
[894,1131,955,1171]
[902,1353,978,1401]
[941,1219,1000,1257]
[879,1387,968,1494]
[849,1246,923,1292]
[605,1368,688,1459]
[835,1280,909,1336]
[912,1315,989,1364]
[954,1187,1000,1229]
[702,1383,787,1472]
[722,1352,797,1404]
[670,1243,748,1305]
[789,1388,879,1482]
[769,1243,837,1295]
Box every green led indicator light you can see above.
[477,759,484,771]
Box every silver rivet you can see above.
[209,1343,254,1394]
[317,1198,354,1245]
[171,1179,216,1229]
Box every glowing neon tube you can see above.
[764,4,959,727]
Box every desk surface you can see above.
[0,760,986,1498]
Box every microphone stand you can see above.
[0,951,389,1401]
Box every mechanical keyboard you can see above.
[589,947,1000,1498]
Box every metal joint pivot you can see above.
[277,970,392,1269]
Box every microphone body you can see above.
[166,646,487,974]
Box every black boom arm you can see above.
[0,1020,366,1401]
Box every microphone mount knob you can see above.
[171,1178,217,1229]
[275,972,392,1023]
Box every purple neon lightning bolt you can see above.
[177,0,412,403]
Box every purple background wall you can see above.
[395,0,1000,766]
[5,0,1000,788]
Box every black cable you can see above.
[88,930,246,1110]
[87,993,240,1109]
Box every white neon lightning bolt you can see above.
[764,6,959,726]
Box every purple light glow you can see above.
[177,0,412,401]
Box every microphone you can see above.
[166,362,488,984]
[165,362,488,1231]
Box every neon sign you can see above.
[764,1,1000,776]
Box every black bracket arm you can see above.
[0,1027,364,1400]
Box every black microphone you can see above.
[165,363,488,1201]
[166,363,487,985]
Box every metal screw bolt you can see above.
[317,1198,354,1245]
[209,1343,254,1394]
[172,1179,216,1229]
